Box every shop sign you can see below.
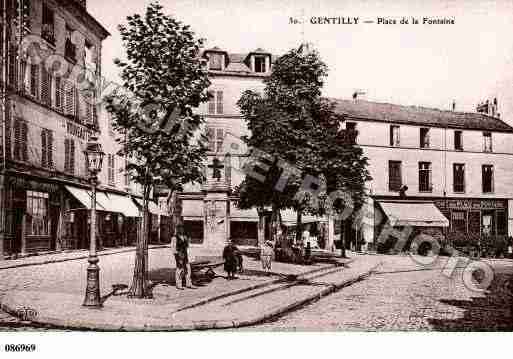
[435,199,506,210]
[8,177,59,193]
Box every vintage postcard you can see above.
[0,0,512,357]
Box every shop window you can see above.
[390,125,400,147]
[482,165,494,193]
[230,221,258,246]
[420,128,430,148]
[497,211,507,236]
[451,211,467,233]
[26,191,50,236]
[388,160,402,191]
[454,131,463,150]
[453,163,465,193]
[418,162,432,192]
[184,220,204,244]
[482,210,495,236]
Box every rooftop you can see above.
[202,48,278,77]
[332,98,513,133]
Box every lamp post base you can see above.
[83,256,102,308]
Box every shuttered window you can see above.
[41,129,53,169]
[8,46,17,88]
[453,163,465,193]
[64,81,76,118]
[208,91,216,114]
[4,105,12,160]
[13,119,28,162]
[64,138,75,174]
[216,91,223,114]
[30,64,39,98]
[108,154,115,185]
[54,76,63,111]
[41,66,52,106]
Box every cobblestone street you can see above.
[252,256,513,331]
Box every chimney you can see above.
[452,100,456,111]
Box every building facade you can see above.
[335,98,513,253]
[0,0,112,258]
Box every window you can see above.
[85,41,95,70]
[41,3,55,45]
[451,210,467,233]
[41,66,52,106]
[483,132,492,152]
[41,128,53,169]
[65,25,77,61]
[54,76,62,111]
[420,128,430,148]
[482,165,494,193]
[209,53,223,70]
[17,0,31,31]
[64,81,77,118]
[388,160,402,191]
[13,118,28,162]
[206,127,225,153]
[254,56,267,73]
[418,162,432,192]
[108,154,115,185]
[454,130,463,150]
[390,125,400,146]
[64,138,75,174]
[29,64,39,98]
[453,163,465,193]
[26,191,50,236]
[207,90,223,115]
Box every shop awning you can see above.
[378,201,449,227]
[133,198,167,216]
[65,185,108,211]
[105,193,140,217]
[230,204,258,222]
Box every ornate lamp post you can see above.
[83,135,105,307]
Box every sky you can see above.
[88,0,513,125]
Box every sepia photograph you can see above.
[0,0,513,356]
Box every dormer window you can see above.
[254,56,267,73]
[209,53,224,70]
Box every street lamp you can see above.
[83,134,105,308]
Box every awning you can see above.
[133,198,167,216]
[65,185,140,217]
[65,185,107,211]
[378,201,449,227]
[230,204,258,222]
[105,193,140,217]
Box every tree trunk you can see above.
[339,219,347,258]
[295,209,303,245]
[128,183,151,298]
[271,204,279,242]
[257,206,265,247]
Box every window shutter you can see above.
[41,130,47,168]
[13,119,21,160]
[70,139,75,174]
[20,59,27,93]
[30,64,39,98]
[216,91,223,114]
[47,130,53,168]
[64,81,75,117]
[8,46,17,89]
[41,66,51,106]
[21,121,28,162]
[64,139,69,172]
[5,105,11,160]
[55,76,62,111]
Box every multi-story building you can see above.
[0,0,113,258]
[335,98,513,252]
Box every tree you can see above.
[237,44,370,256]
[105,2,210,298]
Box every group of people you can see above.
[171,224,277,289]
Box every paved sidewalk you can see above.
[1,253,381,331]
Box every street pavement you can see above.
[252,255,513,331]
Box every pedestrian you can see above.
[172,224,193,290]
[223,240,239,280]
[261,241,274,272]
[304,241,312,265]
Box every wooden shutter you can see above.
[19,59,27,93]
[55,76,62,111]
[41,66,52,106]
[41,130,47,168]
[8,46,17,89]
[21,121,28,162]
[30,64,39,98]
[4,105,12,160]
[64,81,75,117]
[64,139,69,172]
[70,139,75,174]
[47,130,53,168]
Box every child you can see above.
[223,240,239,280]
[261,241,274,272]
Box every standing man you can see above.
[172,224,193,289]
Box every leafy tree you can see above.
[237,44,370,256]
[105,2,210,298]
